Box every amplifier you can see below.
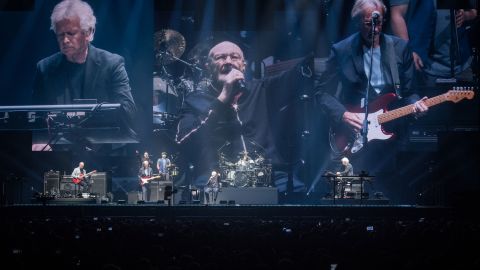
[44,171,60,196]
[127,191,141,204]
[90,172,111,196]
[59,177,76,198]
[148,181,173,202]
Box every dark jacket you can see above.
[316,33,418,124]
[33,44,136,130]
[175,57,312,184]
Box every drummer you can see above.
[236,151,254,171]
[156,152,171,181]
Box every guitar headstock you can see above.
[446,87,475,103]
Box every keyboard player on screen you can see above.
[31,0,136,140]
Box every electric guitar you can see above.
[72,170,97,184]
[140,175,161,186]
[329,89,475,156]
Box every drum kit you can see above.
[153,29,209,128]
[219,151,272,188]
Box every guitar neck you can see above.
[378,92,452,124]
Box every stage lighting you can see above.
[299,94,310,101]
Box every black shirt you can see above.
[176,56,312,183]
[64,59,86,103]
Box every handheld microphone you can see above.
[371,11,381,24]
[237,78,246,90]
[225,65,246,90]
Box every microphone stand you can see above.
[362,17,377,146]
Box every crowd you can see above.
[2,214,479,269]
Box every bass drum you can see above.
[234,171,250,187]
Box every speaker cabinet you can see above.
[59,179,76,197]
[127,191,141,204]
[44,171,60,196]
[90,172,111,197]
[148,181,173,202]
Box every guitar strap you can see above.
[384,35,402,99]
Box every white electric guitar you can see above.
[329,88,475,155]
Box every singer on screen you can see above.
[175,39,312,191]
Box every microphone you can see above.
[225,65,246,90]
[237,78,246,90]
[371,11,381,24]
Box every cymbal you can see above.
[154,29,186,66]
[186,40,212,65]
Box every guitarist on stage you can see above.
[315,0,429,172]
[71,162,92,193]
[139,160,154,201]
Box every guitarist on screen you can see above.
[71,162,95,193]
[315,0,428,173]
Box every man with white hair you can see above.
[32,0,136,136]
[337,157,354,177]
[335,157,354,198]
[204,170,220,204]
